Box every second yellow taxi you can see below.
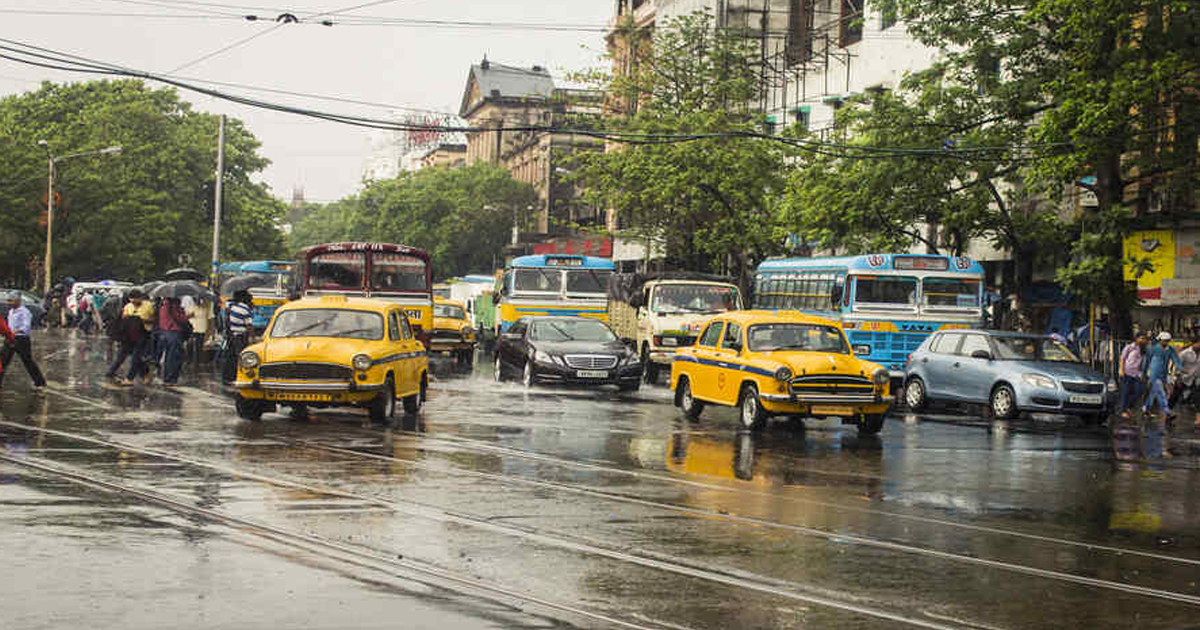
[429,297,477,367]
[234,296,429,423]
[670,311,893,434]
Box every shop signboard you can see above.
[1175,230,1200,278]
[1162,278,1200,306]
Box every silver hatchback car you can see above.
[903,330,1111,422]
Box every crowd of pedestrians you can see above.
[1117,331,1200,429]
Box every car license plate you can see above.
[811,406,854,416]
[660,337,678,347]
[1069,394,1102,405]
[266,392,332,402]
[576,370,609,379]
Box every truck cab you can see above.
[608,274,743,383]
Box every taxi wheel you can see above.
[678,377,704,420]
[404,375,424,414]
[522,361,537,388]
[857,414,885,435]
[739,384,768,431]
[370,376,396,422]
[905,378,928,412]
[990,383,1017,420]
[235,395,264,422]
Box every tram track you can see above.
[0,419,975,630]
[5,413,1200,619]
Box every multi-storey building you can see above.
[458,59,604,238]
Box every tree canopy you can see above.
[0,79,286,288]
[287,162,537,280]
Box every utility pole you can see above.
[210,114,226,287]
[43,155,54,293]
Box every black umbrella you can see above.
[138,280,164,295]
[150,280,215,301]
[220,275,274,297]
[164,267,205,282]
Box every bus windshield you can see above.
[514,268,562,294]
[228,272,292,295]
[565,269,611,295]
[434,304,466,319]
[854,276,917,306]
[923,277,980,307]
[653,284,738,314]
[309,252,365,290]
[372,253,428,292]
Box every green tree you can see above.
[878,0,1200,336]
[570,10,798,288]
[288,162,536,279]
[0,79,285,287]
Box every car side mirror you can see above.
[971,350,992,361]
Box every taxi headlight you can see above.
[239,351,260,370]
[352,354,373,371]
[1022,373,1057,390]
[873,369,889,385]
[774,367,793,382]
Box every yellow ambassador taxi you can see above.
[670,311,893,434]
[430,298,477,366]
[234,296,429,423]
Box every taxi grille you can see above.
[259,363,351,380]
[430,329,462,340]
[564,355,618,370]
[790,374,873,395]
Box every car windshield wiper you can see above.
[548,322,575,341]
[283,318,334,337]
[769,344,810,351]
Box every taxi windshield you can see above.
[652,284,738,314]
[748,323,849,354]
[434,304,466,319]
[270,308,384,340]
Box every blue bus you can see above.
[496,254,615,333]
[217,260,296,331]
[754,254,986,380]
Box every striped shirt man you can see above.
[226,301,253,335]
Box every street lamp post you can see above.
[36,142,122,293]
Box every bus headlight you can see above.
[855,344,871,356]
[353,354,373,371]
[873,369,889,385]
[239,351,260,370]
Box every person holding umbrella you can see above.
[156,297,191,386]
[221,289,254,384]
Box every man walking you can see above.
[0,294,47,389]
[156,297,190,386]
[221,290,253,384]
[1142,331,1181,418]
[1118,333,1148,418]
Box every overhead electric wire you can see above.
[167,22,285,73]
[0,37,1187,162]
[0,9,240,19]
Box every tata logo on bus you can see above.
[866,255,886,268]
[953,257,973,271]
[899,323,937,332]
[544,256,585,267]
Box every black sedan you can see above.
[494,316,643,392]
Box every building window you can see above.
[880,3,897,30]
[840,0,863,47]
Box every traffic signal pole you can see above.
[210,114,226,286]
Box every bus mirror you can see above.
[491,291,500,305]
[629,293,645,309]
[830,282,844,305]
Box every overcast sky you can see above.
[1,0,614,203]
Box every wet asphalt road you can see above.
[2,330,1200,630]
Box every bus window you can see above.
[310,252,365,290]
[514,268,562,293]
[372,253,428,292]
[923,277,980,307]
[854,276,917,305]
[565,269,611,295]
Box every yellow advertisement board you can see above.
[1123,230,1175,300]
